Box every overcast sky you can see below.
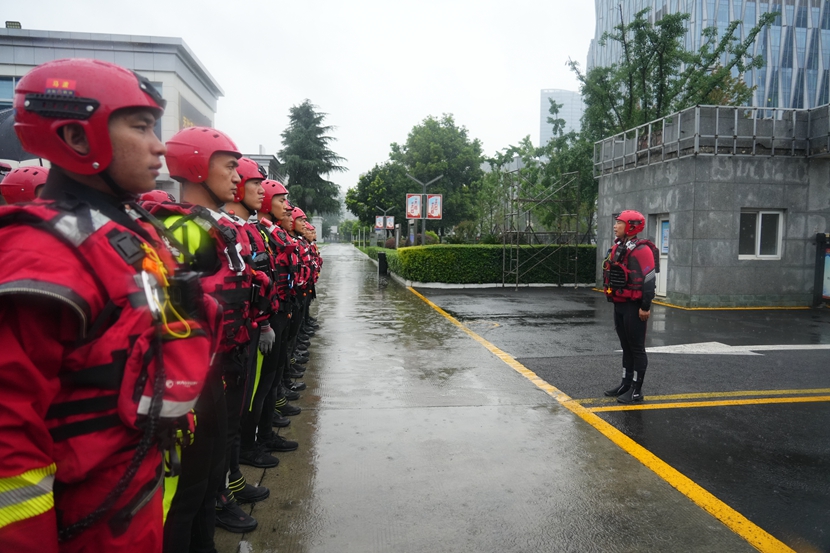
[6,0,596,196]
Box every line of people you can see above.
[0,58,322,553]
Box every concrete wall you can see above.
[596,156,830,307]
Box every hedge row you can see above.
[361,244,596,284]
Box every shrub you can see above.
[384,237,397,249]
[389,244,596,284]
[359,244,596,285]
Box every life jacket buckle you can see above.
[140,270,162,321]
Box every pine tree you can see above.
[278,100,346,215]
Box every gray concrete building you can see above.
[594,104,830,307]
[0,26,223,195]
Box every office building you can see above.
[588,0,830,109]
[0,25,223,194]
[540,89,585,145]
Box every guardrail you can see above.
[594,104,830,176]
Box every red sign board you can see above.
[406,194,421,219]
[426,194,442,220]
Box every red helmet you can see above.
[165,127,241,183]
[0,166,49,203]
[138,189,176,203]
[261,179,288,212]
[616,210,645,235]
[291,206,307,221]
[13,59,165,175]
[233,157,266,202]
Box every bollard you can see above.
[377,251,388,276]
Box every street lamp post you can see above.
[406,173,443,245]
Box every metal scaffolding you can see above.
[501,171,583,289]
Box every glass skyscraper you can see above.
[540,89,586,146]
[587,0,830,109]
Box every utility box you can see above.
[377,252,388,276]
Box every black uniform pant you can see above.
[241,311,290,449]
[284,296,307,386]
[224,339,255,483]
[613,301,648,382]
[163,367,227,553]
[260,310,291,429]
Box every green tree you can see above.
[345,162,410,227]
[571,8,775,140]
[484,101,596,242]
[390,114,484,230]
[278,99,346,215]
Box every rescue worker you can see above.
[303,223,321,334]
[0,59,214,553]
[602,210,658,404]
[235,175,299,467]
[225,159,293,476]
[259,186,304,428]
[0,165,49,203]
[155,127,262,548]
[280,206,313,400]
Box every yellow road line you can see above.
[588,395,830,412]
[409,286,795,553]
[574,388,830,404]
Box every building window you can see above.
[150,82,163,140]
[0,77,16,111]
[739,210,784,259]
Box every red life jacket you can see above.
[603,238,659,302]
[310,242,322,284]
[0,199,213,534]
[239,217,278,318]
[145,202,256,351]
[259,218,299,308]
[294,236,313,291]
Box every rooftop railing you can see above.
[593,104,830,177]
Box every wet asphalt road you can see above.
[421,286,830,552]
[215,244,770,553]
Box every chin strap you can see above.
[99,170,137,201]
[200,181,225,210]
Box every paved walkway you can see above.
[216,244,755,553]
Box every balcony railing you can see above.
[593,104,830,176]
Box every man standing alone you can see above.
[603,210,657,404]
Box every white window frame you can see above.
[738,209,784,260]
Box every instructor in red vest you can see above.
[603,210,657,404]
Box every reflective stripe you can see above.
[162,445,182,525]
[249,350,264,411]
[0,464,56,529]
[53,209,110,246]
[137,396,198,419]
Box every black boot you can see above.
[604,378,631,397]
[274,397,301,417]
[228,473,270,504]
[215,490,257,533]
[272,413,291,428]
[617,375,644,404]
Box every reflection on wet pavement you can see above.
[216,244,757,553]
